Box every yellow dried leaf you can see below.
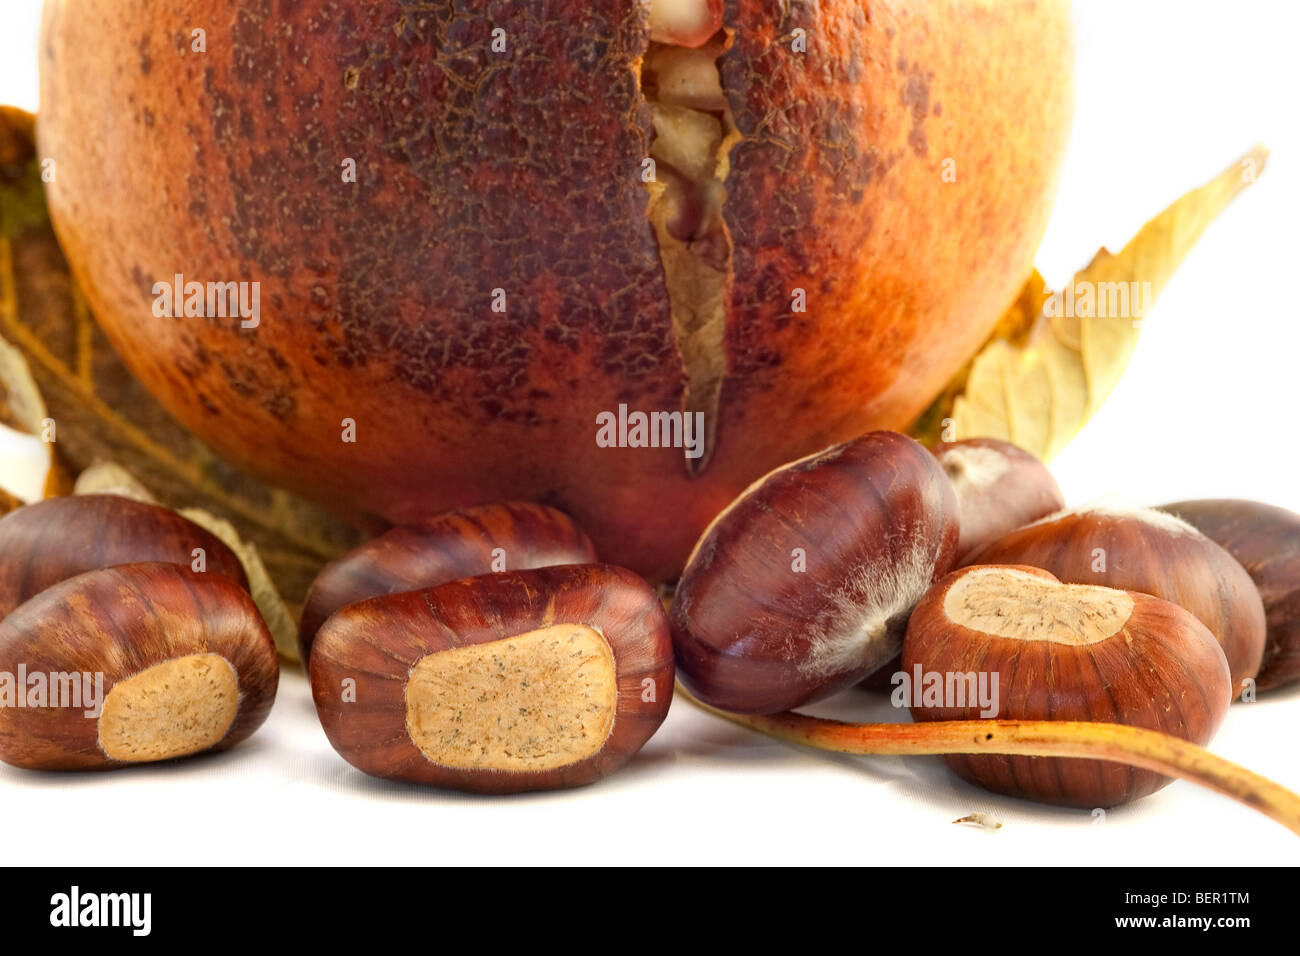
[0,107,364,601]
[72,460,159,503]
[0,334,45,433]
[0,337,70,500]
[911,145,1268,458]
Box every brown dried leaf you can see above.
[0,107,363,601]
[0,144,61,501]
[911,145,1268,458]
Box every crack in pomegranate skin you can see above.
[641,0,737,475]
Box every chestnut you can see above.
[0,562,278,770]
[0,495,249,617]
[856,437,1065,690]
[931,438,1065,562]
[904,565,1232,808]
[310,564,673,793]
[670,431,960,714]
[965,503,1266,697]
[1158,499,1300,691]
[297,501,597,662]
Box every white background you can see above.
[2,0,1299,864]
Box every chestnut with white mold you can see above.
[904,565,1232,807]
[669,459,1300,831]
[310,564,674,793]
[931,438,1065,561]
[965,502,1267,697]
[670,431,960,714]
[854,436,1064,689]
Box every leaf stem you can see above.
[677,683,1300,835]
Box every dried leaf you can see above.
[0,337,70,500]
[952,812,1003,831]
[911,145,1268,458]
[0,189,61,501]
[907,269,1047,446]
[0,333,45,433]
[73,461,159,503]
[0,107,48,241]
[0,107,364,601]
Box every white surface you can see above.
[2,1,1299,864]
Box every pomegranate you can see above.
[38,0,1073,580]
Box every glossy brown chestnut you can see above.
[904,565,1232,807]
[857,437,1065,690]
[0,562,278,770]
[670,431,960,714]
[0,495,248,618]
[966,504,1266,697]
[931,438,1065,562]
[310,564,673,793]
[297,501,597,662]
[1159,499,1300,691]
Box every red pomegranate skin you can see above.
[38,0,1073,580]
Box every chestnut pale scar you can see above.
[404,624,618,772]
[944,567,1134,645]
[98,654,239,761]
